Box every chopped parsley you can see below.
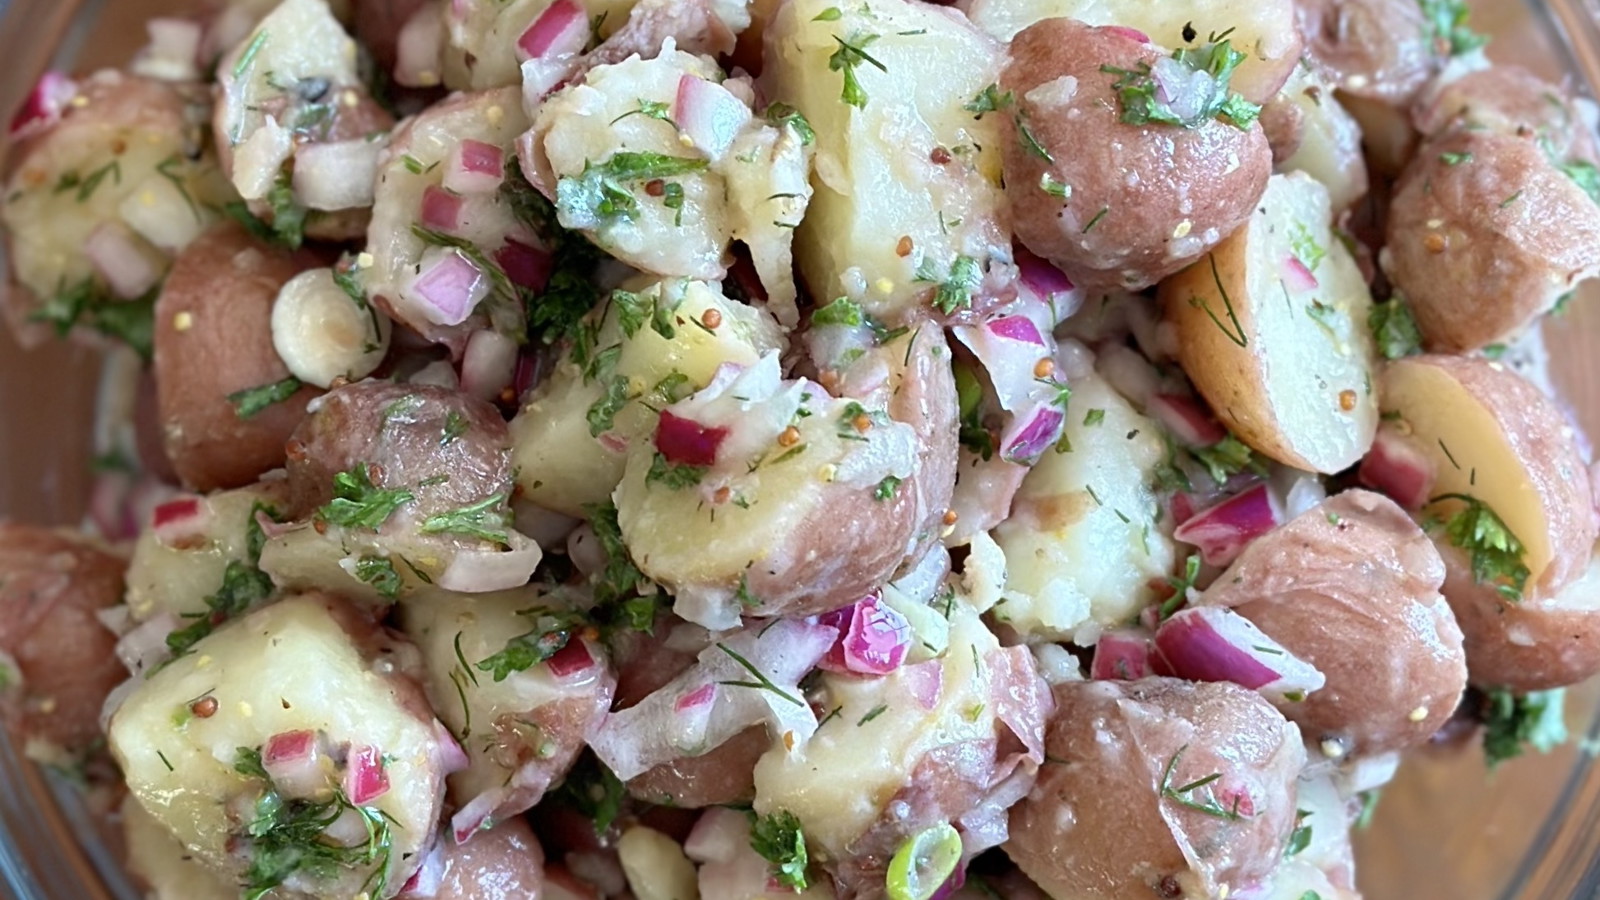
[238,785,394,900]
[955,360,995,460]
[226,168,308,250]
[750,810,811,890]
[352,555,403,599]
[1482,687,1568,768]
[1289,221,1325,272]
[1102,36,1261,130]
[1286,810,1313,857]
[1431,494,1530,601]
[166,505,279,657]
[764,102,816,145]
[828,32,886,109]
[29,279,156,362]
[555,755,626,835]
[502,160,605,345]
[584,502,662,633]
[1440,150,1474,166]
[811,296,864,327]
[1560,159,1600,205]
[965,83,1015,118]
[228,376,302,420]
[1189,433,1262,485]
[611,98,675,127]
[475,607,580,681]
[555,152,708,227]
[315,464,415,532]
[1084,408,1106,427]
[1369,294,1424,359]
[915,254,982,314]
[235,746,270,780]
[645,452,708,490]
[1419,0,1487,56]
[873,476,902,501]
[419,493,511,545]
[587,375,632,437]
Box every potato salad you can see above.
[2,0,1598,898]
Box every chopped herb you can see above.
[1102,38,1261,130]
[1040,173,1070,198]
[441,410,468,445]
[401,155,426,175]
[812,296,864,327]
[1286,812,1313,857]
[1082,206,1109,233]
[1553,290,1575,316]
[812,6,842,20]
[55,159,122,203]
[227,376,302,420]
[611,98,675,127]
[828,32,886,109]
[419,493,511,545]
[1500,190,1523,209]
[1289,221,1326,272]
[715,643,804,706]
[1369,295,1423,359]
[1431,493,1530,601]
[502,160,603,344]
[914,254,982,314]
[965,83,1015,118]
[735,571,760,607]
[646,452,707,490]
[240,786,394,900]
[233,29,269,78]
[475,608,579,681]
[857,704,889,725]
[764,102,816,145]
[1084,408,1106,427]
[1355,790,1381,829]
[1482,687,1568,768]
[1419,0,1487,56]
[157,750,174,772]
[1159,744,1247,820]
[1560,159,1600,205]
[585,501,656,612]
[166,549,276,658]
[556,755,626,835]
[750,810,810,890]
[556,153,708,228]
[587,374,632,437]
[353,555,403,599]
[29,279,156,362]
[264,167,308,250]
[873,476,902,501]
[1482,343,1508,360]
[955,361,995,460]
[1440,150,1474,166]
[662,181,686,225]
[155,155,201,221]
[1189,255,1248,347]
[315,464,415,532]
[1015,114,1054,163]
[1189,434,1261,485]
[235,747,269,780]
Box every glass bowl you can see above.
[3,1,1600,899]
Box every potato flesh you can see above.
[123,798,236,900]
[510,278,784,516]
[442,0,637,91]
[992,375,1176,637]
[751,604,998,855]
[1277,67,1368,212]
[1381,361,1553,580]
[109,595,443,896]
[764,0,1007,321]
[125,484,285,622]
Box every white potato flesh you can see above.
[108,594,447,898]
[531,50,729,280]
[442,0,638,91]
[510,278,784,517]
[365,87,533,336]
[752,603,1000,855]
[124,798,236,900]
[992,374,1177,638]
[258,524,430,606]
[764,0,1009,322]
[272,268,392,388]
[1277,66,1369,213]
[125,483,288,622]
[961,0,1299,101]
[617,826,700,900]
[721,115,816,328]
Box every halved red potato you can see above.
[398,818,548,900]
[1413,64,1599,163]
[1162,171,1379,474]
[1276,66,1370,213]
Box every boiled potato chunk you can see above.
[992,374,1177,638]
[125,482,289,622]
[108,594,447,899]
[1161,171,1378,474]
[1380,355,1596,596]
[510,278,784,517]
[763,0,1008,322]
[1277,66,1368,213]
[123,798,235,900]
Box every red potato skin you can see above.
[627,726,765,808]
[1199,490,1467,758]
[1384,131,1600,354]
[1413,66,1600,163]
[999,20,1272,292]
[154,222,323,492]
[0,524,127,756]
[403,819,546,900]
[1296,0,1442,106]
[352,0,433,77]
[1005,678,1304,900]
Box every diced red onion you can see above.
[411,249,489,327]
[1015,246,1080,322]
[511,348,547,402]
[496,239,552,291]
[1282,255,1319,292]
[443,140,506,195]
[114,613,178,676]
[674,75,752,163]
[435,530,542,593]
[1148,393,1227,448]
[294,139,381,211]
[818,592,911,675]
[987,315,1045,345]
[1154,606,1325,702]
[86,223,162,301]
[655,410,729,467]
[397,837,447,898]
[1091,630,1157,680]
[954,303,1059,413]
[434,722,470,775]
[516,0,588,61]
[10,71,76,136]
[343,744,391,806]
[1358,425,1436,511]
[1172,483,1284,567]
[1001,405,1066,464]
[903,660,943,710]
[676,682,717,712]
[546,638,595,679]
[1104,25,1150,43]
[451,791,499,845]
[265,730,328,800]
[1169,491,1199,527]
[684,807,749,864]
[151,496,212,548]
[420,185,465,233]
[394,2,444,88]
[460,328,519,402]
[521,55,584,106]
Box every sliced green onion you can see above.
[886,822,962,900]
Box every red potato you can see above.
[1005,678,1305,900]
[351,0,434,77]
[999,19,1272,292]
[1413,65,1600,163]
[1384,131,1600,354]
[400,819,547,900]
[627,726,765,809]
[1198,490,1467,758]
[0,524,126,762]
[154,222,322,492]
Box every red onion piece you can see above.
[674,74,752,163]
[546,637,595,679]
[1091,630,1157,680]
[451,791,497,844]
[344,744,391,805]
[818,592,911,675]
[151,496,210,547]
[675,682,716,712]
[511,349,546,401]
[86,223,162,301]
[1172,483,1283,567]
[516,0,588,61]
[683,807,749,864]
[420,185,464,233]
[443,139,506,195]
[1358,424,1436,510]
[1169,491,1199,527]
[1016,244,1075,298]
[10,71,76,136]
[987,315,1045,346]
[1282,255,1319,292]
[434,722,470,775]
[412,249,489,327]
[1001,405,1066,464]
[394,2,444,88]
[1154,606,1325,701]
[496,238,552,291]
[1148,393,1227,448]
[655,410,729,467]
[435,530,542,593]
[460,328,519,402]
[264,730,328,799]
[1104,25,1151,42]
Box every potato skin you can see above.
[154,222,323,492]
[419,818,547,900]
[0,524,126,757]
[1413,66,1599,162]
[1199,490,1466,757]
[1005,678,1304,900]
[627,726,764,809]
[1384,131,1600,354]
[1296,0,1441,106]
[999,19,1271,292]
